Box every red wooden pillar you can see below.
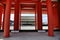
[14,0,19,30]
[0,5,3,30]
[36,0,42,30]
[19,4,21,30]
[35,6,37,30]
[2,6,5,30]
[58,1,60,30]
[4,0,11,37]
[53,3,59,28]
[46,0,54,36]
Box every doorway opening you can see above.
[19,7,36,30]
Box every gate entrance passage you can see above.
[20,3,37,30]
[20,14,36,30]
[0,0,54,37]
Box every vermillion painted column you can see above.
[14,0,19,30]
[0,5,3,30]
[46,0,54,36]
[4,0,11,37]
[36,0,42,30]
[19,4,21,30]
[2,5,6,30]
[53,3,59,29]
[35,6,37,30]
[58,0,60,29]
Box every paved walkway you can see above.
[0,32,60,40]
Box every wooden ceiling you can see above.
[1,0,58,4]
[0,0,58,11]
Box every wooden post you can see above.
[4,0,11,37]
[52,3,59,29]
[2,5,5,30]
[58,0,60,30]
[36,0,42,30]
[14,0,19,30]
[46,0,54,36]
[19,4,21,30]
[0,5,3,30]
